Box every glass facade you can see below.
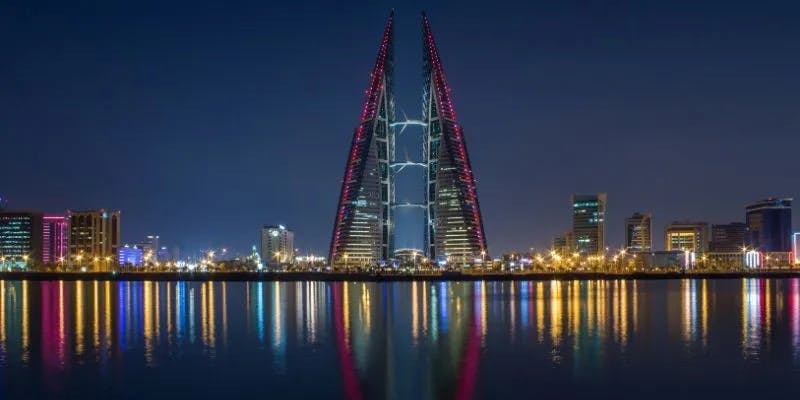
[423,14,487,264]
[571,194,606,256]
[624,212,652,252]
[0,211,43,266]
[745,198,792,252]
[329,14,394,268]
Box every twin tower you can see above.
[329,12,487,268]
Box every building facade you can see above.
[624,212,652,252]
[664,222,709,253]
[710,222,746,252]
[0,211,44,266]
[138,234,159,263]
[43,215,68,264]
[68,209,121,264]
[745,198,792,252]
[261,225,294,269]
[118,244,144,267]
[329,12,488,268]
[571,193,607,256]
[552,232,573,256]
[794,233,800,265]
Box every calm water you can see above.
[1,279,799,398]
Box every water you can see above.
[0,279,799,399]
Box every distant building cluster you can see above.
[550,195,796,270]
[0,206,177,270]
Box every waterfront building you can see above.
[794,233,800,264]
[157,246,169,261]
[552,232,573,256]
[43,215,68,264]
[703,252,744,269]
[763,252,792,268]
[641,251,684,269]
[624,212,652,252]
[118,244,144,267]
[745,197,792,252]
[0,211,43,266]
[68,209,121,265]
[394,248,423,265]
[664,221,709,253]
[571,193,607,256]
[329,12,488,268]
[137,234,159,263]
[710,222,746,252]
[261,225,294,269]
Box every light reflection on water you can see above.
[0,279,800,398]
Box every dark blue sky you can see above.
[2,0,799,257]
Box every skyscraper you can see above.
[422,13,487,265]
[261,225,294,269]
[329,12,395,268]
[710,222,746,252]
[68,209,121,265]
[664,222,709,253]
[330,12,488,268]
[0,211,43,266]
[624,212,652,252]
[745,198,792,252]
[42,215,68,264]
[571,193,606,256]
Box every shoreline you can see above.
[1,270,800,282]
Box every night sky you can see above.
[2,0,799,258]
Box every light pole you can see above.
[22,254,29,270]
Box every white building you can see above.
[260,225,294,269]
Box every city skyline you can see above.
[3,1,799,256]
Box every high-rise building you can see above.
[0,211,44,266]
[745,198,792,252]
[68,209,121,264]
[261,225,294,269]
[422,13,487,265]
[710,222,746,252]
[571,193,606,256]
[624,212,652,252]
[42,215,68,264]
[329,12,487,268]
[664,222,709,253]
